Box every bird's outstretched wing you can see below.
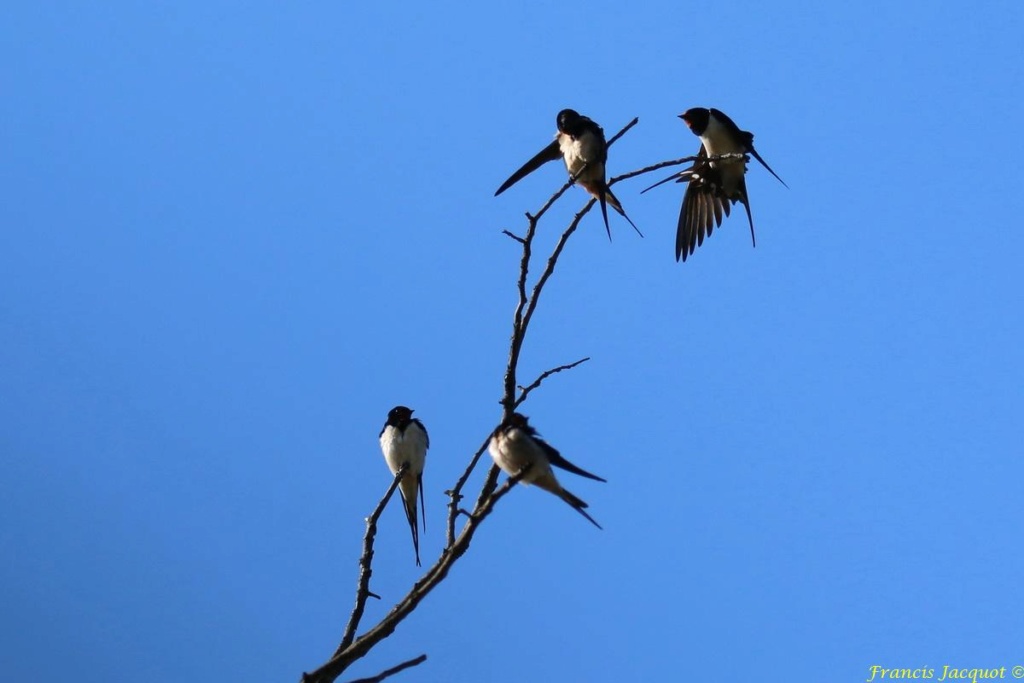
[494,140,562,196]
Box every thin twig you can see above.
[610,151,749,185]
[520,202,591,337]
[472,464,501,512]
[444,437,490,549]
[515,357,590,408]
[335,465,407,656]
[503,209,536,411]
[344,654,427,683]
[605,117,639,147]
[529,173,581,227]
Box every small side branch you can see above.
[444,437,491,549]
[610,151,749,185]
[335,465,408,656]
[515,357,590,408]
[469,463,531,520]
[344,654,428,683]
[519,202,591,336]
[472,464,502,513]
[605,117,639,147]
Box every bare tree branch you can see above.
[335,464,408,655]
[344,654,427,683]
[610,151,749,185]
[443,437,489,549]
[605,117,639,147]
[521,203,587,334]
[515,357,591,408]
[303,467,530,683]
[303,116,661,683]
[471,464,501,512]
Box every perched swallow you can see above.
[642,107,786,262]
[495,109,641,240]
[487,412,605,529]
[379,405,429,566]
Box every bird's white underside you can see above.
[488,427,552,486]
[700,116,747,196]
[380,424,427,477]
[558,131,603,180]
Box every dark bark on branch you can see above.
[612,151,749,184]
[443,438,489,549]
[302,469,530,683]
[344,654,427,683]
[515,357,591,408]
[336,465,408,655]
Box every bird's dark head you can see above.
[507,412,530,429]
[387,405,414,425]
[680,107,710,135]
[556,109,581,132]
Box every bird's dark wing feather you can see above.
[676,146,726,262]
[399,481,421,567]
[737,175,756,247]
[558,488,603,529]
[640,169,690,194]
[710,108,744,137]
[494,140,562,196]
[605,187,643,238]
[417,471,426,533]
[535,437,607,482]
[412,418,430,449]
[747,146,788,188]
[711,108,787,188]
[596,186,612,241]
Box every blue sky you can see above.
[2,2,1022,681]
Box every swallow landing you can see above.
[488,412,605,529]
[496,109,641,240]
[379,405,429,566]
[642,107,786,262]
